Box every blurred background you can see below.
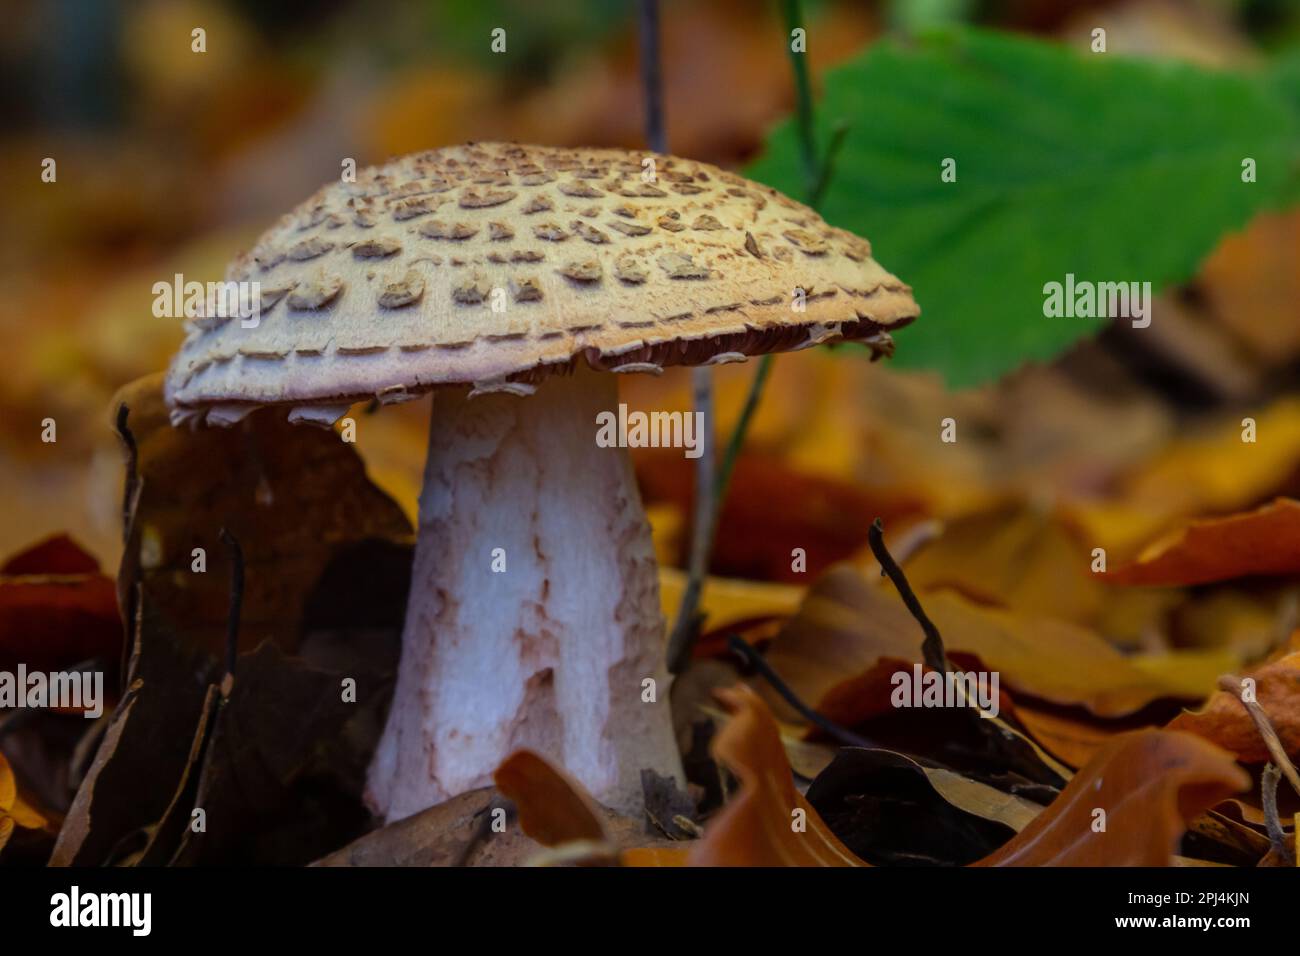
[2,0,1300,606]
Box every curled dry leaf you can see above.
[493,750,608,847]
[1013,705,1121,769]
[492,751,688,865]
[1110,497,1300,587]
[0,750,50,855]
[700,686,1246,867]
[1167,652,1300,764]
[973,730,1249,866]
[764,564,1225,725]
[487,685,1246,868]
[50,373,412,866]
[688,685,862,866]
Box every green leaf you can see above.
[747,29,1300,387]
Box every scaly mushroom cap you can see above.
[165,142,919,425]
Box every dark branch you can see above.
[727,634,877,751]
[637,0,666,153]
[218,527,244,679]
[868,518,947,674]
[114,403,138,545]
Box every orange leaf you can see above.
[0,536,121,673]
[1013,705,1120,769]
[1110,498,1300,587]
[765,564,1220,724]
[1167,652,1300,763]
[493,750,609,847]
[974,730,1248,866]
[0,751,49,855]
[497,689,1245,868]
[688,685,863,866]
[1,534,102,575]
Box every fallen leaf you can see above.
[973,730,1249,866]
[0,750,50,856]
[111,374,413,660]
[1,534,102,576]
[51,375,411,866]
[688,685,862,866]
[1168,651,1300,763]
[0,536,121,674]
[312,788,536,867]
[1111,498,1300,587]
[1072,400,1300,559]
[492,750,687,865]
[1200,210,1300,367]
[639,449,920,582]
[1013,705,1122,769]
[803,748,1027,865]
[166,640,390,866]
[901,504,1174,644]
[494,751,608,847]
[657,566,804,637]
[764,564,1226,724]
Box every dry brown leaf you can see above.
[657,566,804,636]
[764,564,1226,725]
[901,504,1174,644]
[111,372,413,659]
[0,750,50,855]
[0,535,122,674]
[1200,210,1300,367]
[313,788,538,867]
[1071,400,1300,560]
[687,685,862,866]
[492,751,689,865]
[1167,652,1300,763]
[973,730,1248,866]
[1111,498,1300,587]
[1014,705,1122,769]
[493,751,608,847]
[489,686,1246,868]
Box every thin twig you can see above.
[863,520,1070,784]
[868,518,948,674]
[666,371,714,674]
[218,527,244,681]
[781,0,818,194]
[667,0,836,672]
[712,353,773,514]
[727,634,877,749]
[642,0,718,676]
[114,403,138,544]
[1260,764,1294,862]
[1217,674,1300,797]
[809,120,850,209]
[637,0,666,154]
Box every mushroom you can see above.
[164,143,919,821]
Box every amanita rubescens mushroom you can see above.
[164,143,919,821]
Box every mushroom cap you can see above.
[165,142,918,424]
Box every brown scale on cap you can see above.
[165,142,919,422]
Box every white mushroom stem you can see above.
[366,365,684,821]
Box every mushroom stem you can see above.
[366,366,683,821]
